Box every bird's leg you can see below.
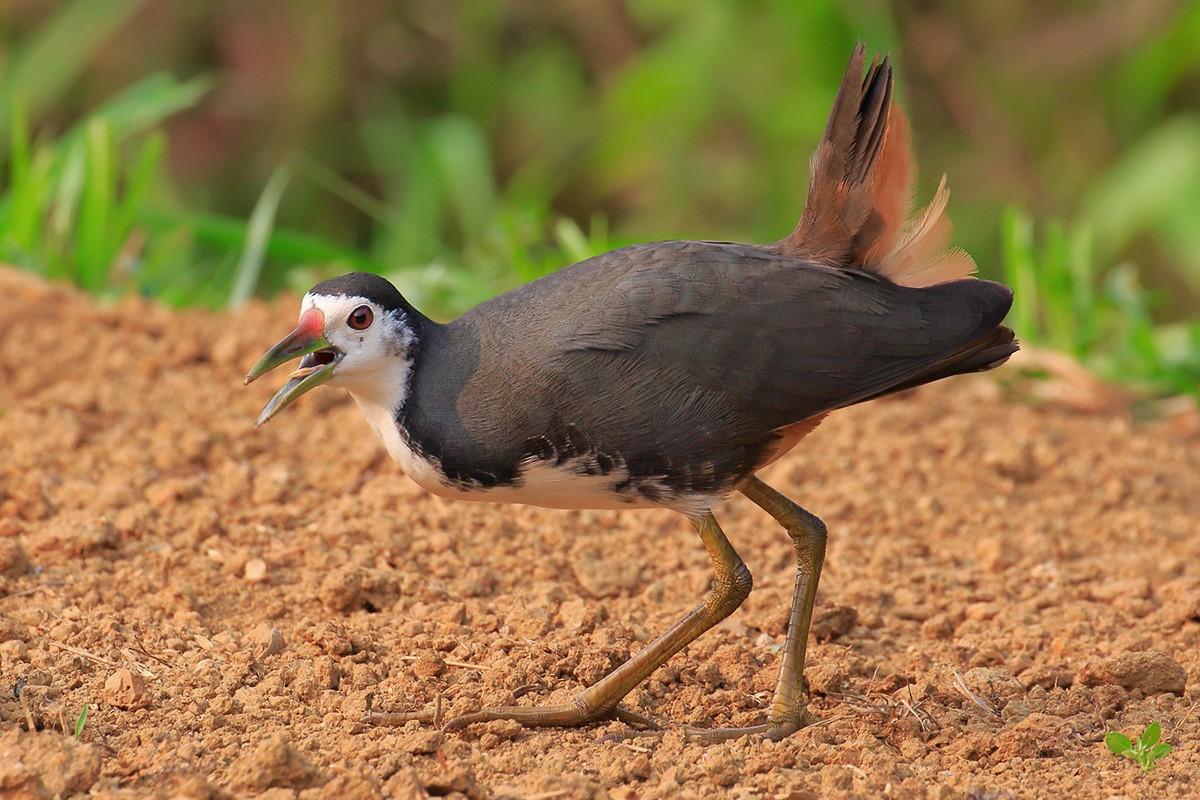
[442,512,753,732]
[674,474,826,743]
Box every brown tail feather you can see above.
[775,43,977,288]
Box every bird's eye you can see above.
[348,305,373,330]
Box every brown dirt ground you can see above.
[1,267,1199,800]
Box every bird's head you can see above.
[244,272,420,426]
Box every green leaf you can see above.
[1141,720,1161,747]
[1105,732,1133,755]
[1151,742,1172,760]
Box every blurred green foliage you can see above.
[1,74,211,295]
[1,0,1198,395]
[1003,209,1200,398]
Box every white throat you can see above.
[340,352,451,493]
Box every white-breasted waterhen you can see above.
[245,45,1017,741]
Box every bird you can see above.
[244,44,1017,742]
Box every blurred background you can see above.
[1,0,1198,397]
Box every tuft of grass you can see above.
[0,79,388,309]
[1106,721,1172,774]
[1,73,212,293]
[1001,207,1200,400]
[1,70,607,317]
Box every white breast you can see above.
[353,394,448,492]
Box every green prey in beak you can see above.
[244,307,344,426]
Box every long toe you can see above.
[443,701,662,733]
[361,708,437,727]
[444,701,597,731]
[600,709,817,744]
[599,721,803,745]
[686,719,804,744]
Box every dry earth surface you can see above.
[1,268,1199,800]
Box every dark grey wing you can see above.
[547,241,1012,429]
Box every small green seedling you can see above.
[1106,721,1172,774]
[73,705,89,739]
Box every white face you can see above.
[302,292,415,404]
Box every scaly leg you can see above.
[442,512,753,732]
[681,474,827,742]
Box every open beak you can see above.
[244,308,344,427]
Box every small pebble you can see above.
[244,557,268,583]
[104,668,149,709]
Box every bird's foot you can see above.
[368,703,815,744]
[600,708,817,744]
[442,701,661,733]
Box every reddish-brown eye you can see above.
[348,305,373,330]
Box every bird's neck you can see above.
[342,348,415,460]
[340,315,436,475]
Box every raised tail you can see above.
[772,43,976,288]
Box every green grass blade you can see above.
[76,117,116,291]
[4,97,34,251]
[1084,116,1200,263]
[295,154,394,225]
[8,147,56,267]
[1067,222,1097,350]
[1000,207,1039,340]
[81,73,214,140]
[8,97,31,199]
[73,705,88,738]
[425,115,496,242]
[111,131,166,250]
[554,217,594,265]
[49,141,86,278]
[229,164,293,308]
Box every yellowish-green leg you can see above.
[438,512,753,732]
[682,474,826,742]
